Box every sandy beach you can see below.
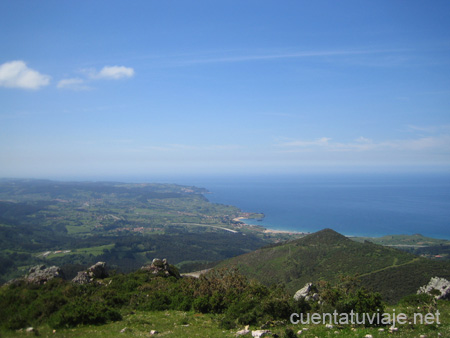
[262,228,308,235]
[234,216,308,235]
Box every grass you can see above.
[0,311,235,338]
[66,224,94,235]
[2,301,449,338]
[41,244,115,259]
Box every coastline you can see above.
[204,173,450,240]
[233,217,309,236]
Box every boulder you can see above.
[251,330,271,338]
[72,271,91,285]
[24,265,64,285]
[293,282,319,302]
[152,258,165,267]
[417,277,450,300]
[72,262,108,284]
[88,261,108,278]
[141,258,180,278]
[236,329,250,336]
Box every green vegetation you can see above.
[1,179,449,337]
[1,267,449,337]
[0,179,268,283]
[0,267,297,331]
[218,229,450,304]
[352,234,450,259]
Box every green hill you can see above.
[0,179,268,283]
[218,228,450,303]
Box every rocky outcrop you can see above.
[72,262,108,285]
[24,265,64,285]
[293,282,319,302]
[88,261,109,278]
[251,330,272,338]
[141,258,180,278]
[417,277,450,300]
[5,265,64,286]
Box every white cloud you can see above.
[278,135,450,153]
[88,65,135,80]
[57,78,90,90]
[407,124,450,134]
[178,48,409,66]
[0,60,50,90]
[355,136,372,143]
[380,135,450,151]
[280,137,332,148]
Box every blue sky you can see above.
[1,1,450,179]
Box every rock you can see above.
[251,330,271,338]
[149,330,159,335]
[141,258,180,278]
[293,283,319,302]
[364,335,373,338]
[325,324,333,329]
[24,265,64,285]
[152,258,164,267]
[72,271,91,284]
[72,262,108,284]
[297,330,302,335]
[120,327,128,333]
[378,328,385,332]
[88,261,108,278]
[25,326,39,335]
[417,277,450,300]
[236,329,250,336]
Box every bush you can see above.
[261,297,292,320]
[399,293,437,315]
[218,316,237,330]
[193,295,212,313]
[400,293,434,307]
[283,328,297,338]
[316,276,385,326]
[50,299,122,328]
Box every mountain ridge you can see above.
[218,228,450,303]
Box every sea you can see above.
[126,173,450,239]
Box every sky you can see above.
[1,0,450,179]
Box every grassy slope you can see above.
[218,229,450,303]
[2,302,449,338]
[352,233,450,247]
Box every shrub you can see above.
[50,299,122,328]
[193,295,212,313]
[316,276,385,326]
[283,328,297,338]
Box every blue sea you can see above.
[121,173,450,239]
[161,173,450,239]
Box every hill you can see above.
[352,233,450,259]
[0,179,268,283]
[1,257,449,338]
[218,228,450,303]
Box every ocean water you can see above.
[168,173,450,239]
